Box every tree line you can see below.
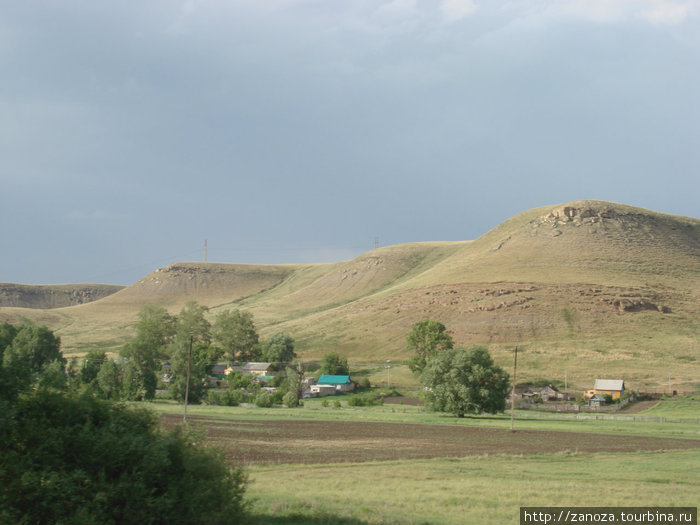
[80,301,296,404]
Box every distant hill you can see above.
[0,283,124,309]
[1,200,698,390]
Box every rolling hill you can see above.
[2,200,698,390]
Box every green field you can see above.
[248,450,699,525]
[150,397,700,524]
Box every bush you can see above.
[320,399,329,407]
[333,399,342,408]
[357,377,371,389]
[207,388,247,406]
[254,391,273,408]
[283,391,299,408]
[0,391,247,524]
[347,393,385,407]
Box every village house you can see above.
[309,375,355,396]
[586,379,625,400]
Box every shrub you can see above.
[0,391,247,524]
[283,391,299,408]
[208,388,247,406]
[347,393,385,407]
[320,399,329,407]
[254,391,273,408]
[333,399,342,408]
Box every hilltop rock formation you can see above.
[0,283,124,309]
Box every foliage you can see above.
[283,391,299,408]
[282,362,305,403]
[254,391,273,408]
[1,322,65,400]
[212,309,259,362]
[347,393,384,407]
[79,350,107,386]
[261,332,296,363]
[221,369,254,390]
[207,388,247,407]
[407,320,454,374]
[120,305,175,401]
[0,390,247,524]
[421,346,509,418]
[167,302,212,404]
[96,358,122,400]
[320,352,349,375]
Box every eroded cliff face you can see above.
[0,283,124,309]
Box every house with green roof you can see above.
[313,374,354,395]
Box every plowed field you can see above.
[161,415,700,466]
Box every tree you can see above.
[168,301,212,403]
[0,390,247,524]
[421,346,510,418]
[262,333,296,363]
[320,352,349,375]
[120,305,175,401]
[0,322,18,360]
[2,323,65,398]
[80,350,107,386]
[212,309,259,363]
[96,358,122,400]
[282,362,305,407]
[407,320,454,373]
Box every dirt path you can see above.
[162,414,699,466]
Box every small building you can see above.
[591,379,625,400]
[310,384,338,397]
[588,393,606,407]
[317,375,354,393]
[242,362,276,376]
[539,385,568,401]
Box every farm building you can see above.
[317,375,354,393]
[309,384,338,397]
[586,379,625,400]
[588,394,607,407]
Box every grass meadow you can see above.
[151,396,700,524]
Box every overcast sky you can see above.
[1,0,698,285]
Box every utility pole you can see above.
[510,345,518,432]
[374,237,379,250]
[565,369,568,392]
[386,360,391,388]
[183,335,193,423]
[203,240,208,262]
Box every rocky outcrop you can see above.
[0,283,124,309]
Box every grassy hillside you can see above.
[1,200,698,390]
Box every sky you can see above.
[1,0,698,285]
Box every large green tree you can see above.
[320,352,349,375]
[421,346,510,418]
[261,333,296,364]
[168,301,212,403]
[212,309,260,362]
[120,305,175,400]
[407,320,454,373]
[2,323,65,398]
